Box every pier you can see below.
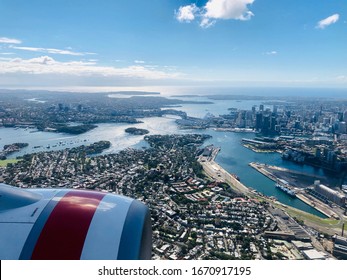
[198,146,347,236]
[249,162,336,218]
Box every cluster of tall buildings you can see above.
[230,101,347,138]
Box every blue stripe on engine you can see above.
[19,190,67,260]
[117,200,151,260]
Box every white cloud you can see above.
[175,4,199,22]
[203,0,254,21]
[10,46,94,56]
[316,14,339,29]
[0,56,181,80]
[336,75,347,82]
[27,56,56,65]
[0,37,22,44]
[200,18,216,28]
[134,60,145,64]
[264,51,277,55]
[176,0,254,28]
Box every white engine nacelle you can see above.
[0,183,152,260]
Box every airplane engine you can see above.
[0,183,152,260]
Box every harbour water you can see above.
[201,130,326,217]
[0,117,181,157]
[0,91,334,217]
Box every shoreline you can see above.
[198,147,252,195]
[199,147,347,236]
[199,147,335,219]
[199,147,334,219]
[249,162,334,218]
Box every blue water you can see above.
[163,98,271,119]
[199,130,326,217]
[0,117,181,157]
[1,88,339,217]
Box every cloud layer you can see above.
[10,46,95,56]
[0,37,22,44]
[0,56,181,81]
[316,14,339,29]
[176,0,255,28]
[0,36,95,56]
[0,35,181,87]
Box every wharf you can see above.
[199,147,347,236]
[242,143,280,153]
[249,162,332,189]
[249,162,278,182]
[249,162,335,218]
[295,193,336,219]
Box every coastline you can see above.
[248,162,335,218]
[199,146,347,236]
[198,146,253,195]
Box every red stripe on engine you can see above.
[31,191,106,260]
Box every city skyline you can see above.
[0,0,346,90]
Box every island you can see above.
[70,140,111,155]
[53,124,98,135]
[0,143,29,160]
[125,127,149,135]
[0,90,211,135]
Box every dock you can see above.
[199,146,347,236]
[249,162,336,218]
[249,162,278,182]
[249,162,332,189]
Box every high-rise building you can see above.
[338,112,344,122]
[339,122,347,134]
[255,112,263,131]
[343,111,347,122]
[270,116,277,132]
[262,115,270,133]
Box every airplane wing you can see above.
[0,183,152,260]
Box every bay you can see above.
[201,130,326,218]
[0,117,181,157]
[0,93,330,217]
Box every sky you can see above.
[0,0,346,90]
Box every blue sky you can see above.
[0,0,346,90]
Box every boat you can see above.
[275,183,296,197]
